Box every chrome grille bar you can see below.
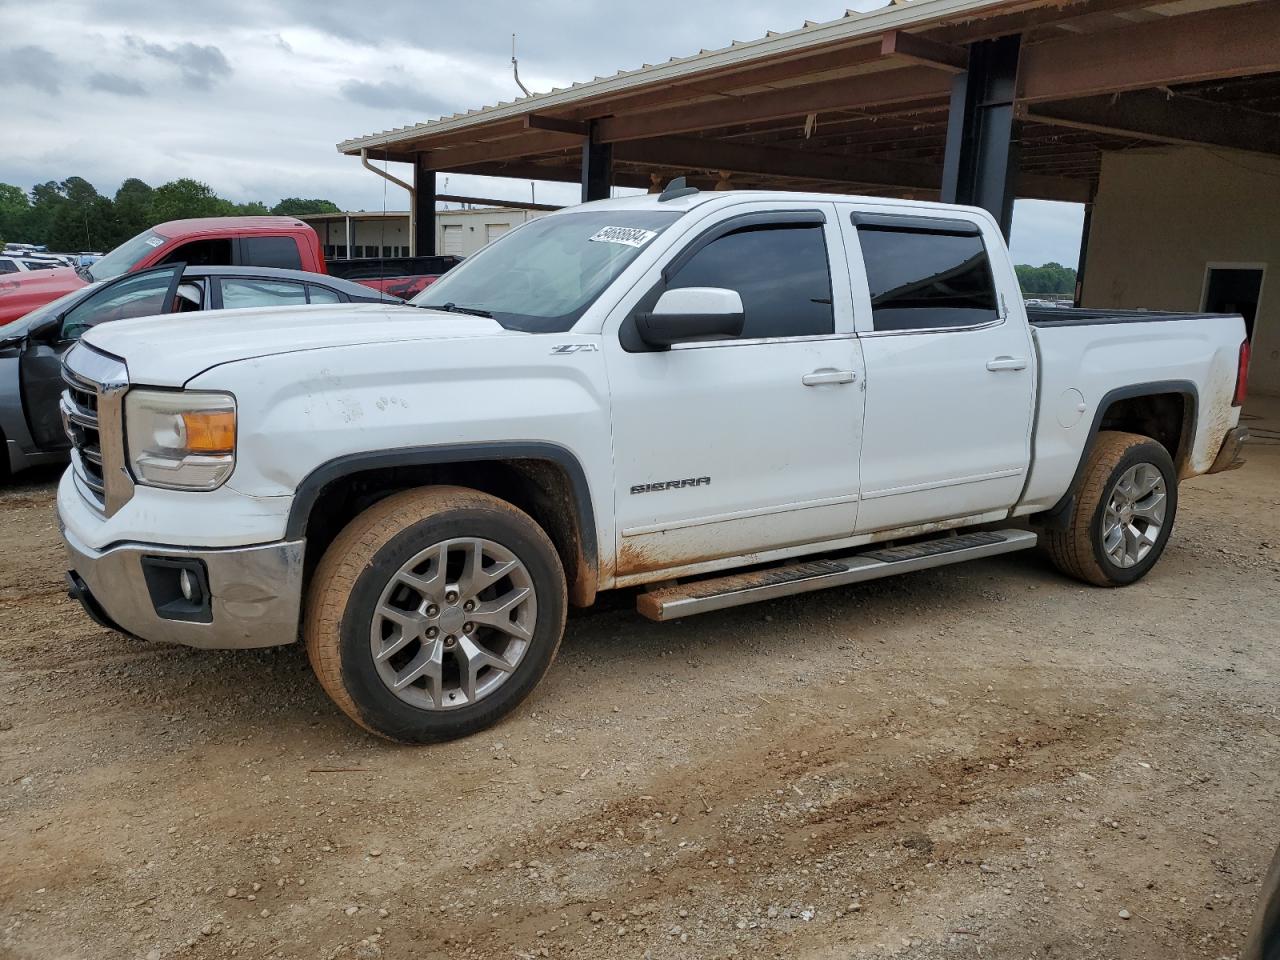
[60,344,133,517]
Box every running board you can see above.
[635,528,1038,622]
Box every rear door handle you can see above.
[802,369,857,386]
[986,356,1028,372]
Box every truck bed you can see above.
[1027,306,1228,327]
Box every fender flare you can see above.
[1041,379,1198,526]
[284,440,599,586]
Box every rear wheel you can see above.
[305,485,567,743]
[1043,430,1177,587]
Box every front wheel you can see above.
[1043,430,1178,587]
[305,486,567,743]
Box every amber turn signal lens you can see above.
[181,410,235,452]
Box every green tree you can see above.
[47,176,114,251]
[149,178,234,223]
[1016,262,1077,297]
[271,197,341,216]
[0,182,31,245]
[230,200,270,216]
[112,178,156,245]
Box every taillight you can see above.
[1232,337,1251,407]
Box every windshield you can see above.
[0,283,99,341]
[412,210,682,332]
[88,228,169,282]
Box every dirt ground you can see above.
[2,410,1278,960]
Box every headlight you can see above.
[125,390,236,490]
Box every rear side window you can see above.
[667,223,834,339]
[240,236,303,270]
[306,284,342,304]
[857,225,999,332]
[0,260,17,274]
[161,238,233,267]
[219,278,307,310]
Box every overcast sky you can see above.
[0,0,1081,266]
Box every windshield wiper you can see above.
[422,301,493,319]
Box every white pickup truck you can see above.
[57,186,1251,743]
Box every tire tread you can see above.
[1043,430,1166,587]
[303,485,565,741]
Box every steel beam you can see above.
[413,159,435,257]
[595,67,951,143]
[940,35,1021,237]
[525,114,591,136]
[581,122,614,201]
[423,130,583,169]
[880,30,967,74]
[1019,1,1280,103]
[1020,90,1280,158]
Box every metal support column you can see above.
[1073,203,1093,307]
[581,122,613,202]
[414,158,436,257]
[940,35,1021,238]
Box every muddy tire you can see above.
[1043,431,1178,587]
[305,485,567,743]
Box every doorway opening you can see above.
[1202,263,1265,340]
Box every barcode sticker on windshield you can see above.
[588,226,658,248]
[144,236,164,247]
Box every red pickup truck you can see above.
[0,217,459,326]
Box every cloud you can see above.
[340,78,453,117]
[7,45,65,93]
[124,35,232,89]
[89,71,147,96]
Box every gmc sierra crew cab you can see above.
[56,185,1251,743]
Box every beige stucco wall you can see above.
[1082,145,1280,396]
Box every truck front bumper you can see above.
[63,524,305,650]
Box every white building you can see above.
[301,207,549,260]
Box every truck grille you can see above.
[61,368,106,506]
[60,344,132,516]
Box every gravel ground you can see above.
[1,413,1277,960]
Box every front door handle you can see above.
[986,356,1028,372]
[802,369,857,386]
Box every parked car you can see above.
[326,255,463,299]
[57,187,1250,743]
[1,264,395,479]
[0,216,456,327]
[0,254,70,274]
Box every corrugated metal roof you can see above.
[337,0,1016,154]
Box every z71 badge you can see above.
[550,343,599,354]
[631,477,711,494]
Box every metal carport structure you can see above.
[337,0,1279,302]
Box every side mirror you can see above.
[635,287,745,348]
[28,316,62,342]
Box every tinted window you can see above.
[0,260,17,275]
[60,266,180,340]
[307,284,342,304]
[857,226,998,331]
[667,223,833,339]
[220,278,308,309]
[240,236,303,270]
[162,238,233,268]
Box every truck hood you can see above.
[82,302,515,386]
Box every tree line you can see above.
[1015,261,1077,297]
[0,177,341,253]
